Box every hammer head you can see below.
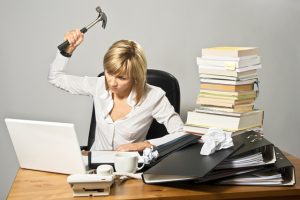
[100,12,107,29]
[96,6,107,29]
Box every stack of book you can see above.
[184,47,264,136]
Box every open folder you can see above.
[216,131,276,169]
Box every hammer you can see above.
[57,6,107,51]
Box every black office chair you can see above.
[82,69,180,150]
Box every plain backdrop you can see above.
[1,0,300,199]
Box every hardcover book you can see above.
[202,47,259,58]
[185,109,264,131]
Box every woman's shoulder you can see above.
[84,75,106,96]
[137,84,167,106]
[84,75,105,86]
[97,75,105,82]
[95,75,106,88]
[145,83,166,97]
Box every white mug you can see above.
[114,152,144,173]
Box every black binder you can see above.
[215,147,296,186]
[150,134,201,163]
[231,131,274,158]
[142,141,243,184]
[215,131,276,169]
[195,131,276,183]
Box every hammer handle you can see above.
[57,27,88,51]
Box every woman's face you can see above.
[105,71,133,97]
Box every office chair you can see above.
[81,69,180,150]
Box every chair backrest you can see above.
[85,69,180,150]
[145,69,180,140]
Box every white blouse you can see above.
[48,52,185,150]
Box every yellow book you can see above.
[196,96,255,107]
[200,89,257,97]
[200,83,254,92]
[199,90,257,100]
[202,47,259,58]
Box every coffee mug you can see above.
[114,152,144,173]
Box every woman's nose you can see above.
[110,77,117,86]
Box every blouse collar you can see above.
[100,88,138,117]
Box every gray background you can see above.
[1,0,299,199]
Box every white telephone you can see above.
[67,165,114,197]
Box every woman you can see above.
[48,29,185,151]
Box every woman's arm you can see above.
[48,29,98,96]
[115,141,153,152]
[147,93,186,146]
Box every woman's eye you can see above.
[118,76,126,80]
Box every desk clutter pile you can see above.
[142,47,295,186]
[84,47,295,194]
[142,132,295,186]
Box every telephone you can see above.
[67,165,114,197]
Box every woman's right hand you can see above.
[63,29,84,55]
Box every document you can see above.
[89,151,142,169]
[217,171,284,185]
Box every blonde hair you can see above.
[103,40,147,104]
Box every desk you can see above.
[8,153,300,200]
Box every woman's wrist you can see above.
[143,140,153,148]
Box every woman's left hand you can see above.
[116,141,152,152]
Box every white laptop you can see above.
[5,118,87,174]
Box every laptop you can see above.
[5,118,87,174]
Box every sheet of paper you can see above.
[91,151,143,163]
[217,171,284,185]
